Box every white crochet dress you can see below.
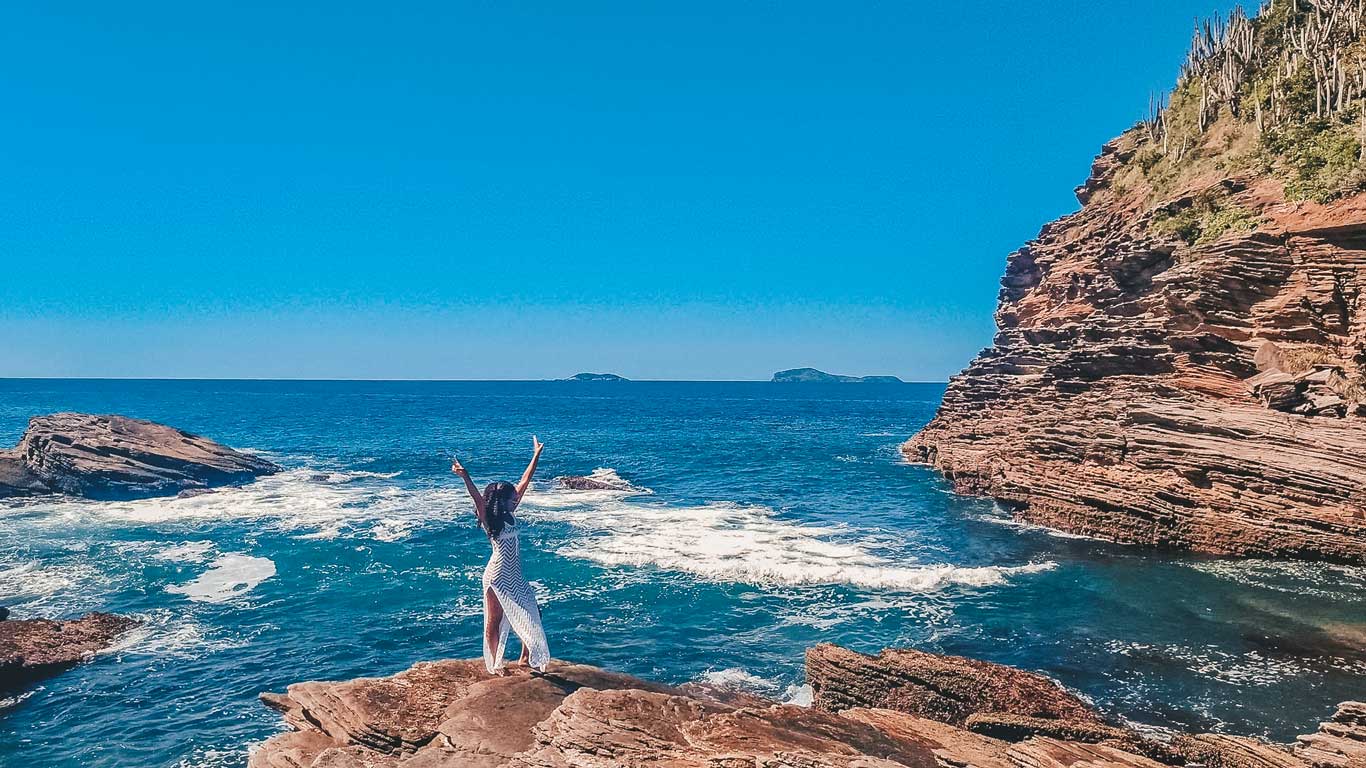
[482,522,550,673]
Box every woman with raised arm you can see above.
[451,436,550,674]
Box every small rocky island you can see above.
[0,412,279,500]
[560,372,629,382]
[248,641,1365,768]
[773,368,905,383]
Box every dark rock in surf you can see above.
[554,474,633,491]
[0,612,139,689]
[0,413,279,501]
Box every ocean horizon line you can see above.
[0,376,948,384]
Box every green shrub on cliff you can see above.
[1259,118,1366,202]
[1152,189,1259,244]
[1134,0,1366,204]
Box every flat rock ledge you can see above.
[0,612,140,690]
[250,646,1365,768]
[0,413,279,500]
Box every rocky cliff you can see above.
[906,2,1366,563]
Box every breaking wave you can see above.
[521,489,1055,592]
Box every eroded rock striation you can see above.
[249,646,1366,768]
[0,413,279,500]
[904,133,1366,562]
[1295,701,1366,768]
[804,644,1100,727]
[250,657,943,768]
[902,1,1366,563]
[0,612,139,689]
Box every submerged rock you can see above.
[0,612,139,689]
[0,413,279,500]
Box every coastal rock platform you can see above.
[249,645,1366,768]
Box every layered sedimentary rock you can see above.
[0,612,139,688]
[251,657,942,768]
[904,134,1366,563]
[249,646,1366,768]
[804,644,1100,727]
[1295,701,1366,768]
[0,413,279,500]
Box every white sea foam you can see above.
[978,507,1103,541]
[167,554,276,604]
[153,541,217,563]
[522,492,1055,592]
[4,468,465,542]
[0,560,111,615]
[696,668,813,707]
[783,683,814,707]
[0,688,38,712]
[101,608,252,658]
[700,667,783,694]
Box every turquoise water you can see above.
[1,379,1363,767]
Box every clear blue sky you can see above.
[1,1,1242,380]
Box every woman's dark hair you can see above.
[481,481,518,537]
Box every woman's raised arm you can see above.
[451,457,487,526]
[514,436,545,503]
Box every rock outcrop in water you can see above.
[904,4,1366,564]
[805,644,1100,727]
[0,413,279,500]
[0,612,139,689]
[249,645,1366,768]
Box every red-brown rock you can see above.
[0,612,139,688]
[904,128,1366,564]
[0,412,279,500]
[804,644,1100,727]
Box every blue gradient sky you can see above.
[1,1,1242,380]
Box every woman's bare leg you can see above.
[518,642,530,666]
[484,587,506,674]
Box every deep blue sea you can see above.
[2,380,1364,767]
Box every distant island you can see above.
[561,373,629,382]
[771,368,905,384]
